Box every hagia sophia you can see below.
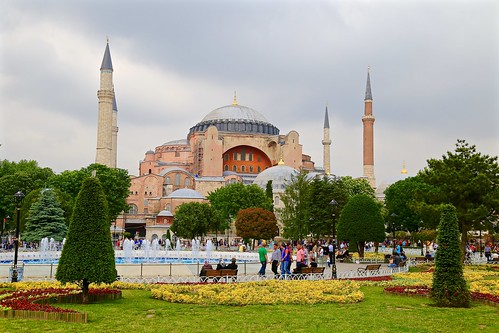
[95,42,377,242]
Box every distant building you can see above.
[95,43,377,240]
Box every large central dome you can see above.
[201,104,269,123]
[189,101,279,135]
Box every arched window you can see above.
[232,165,237,172]
[164,176,171,185]
[224,165,229,171]
[241,165,245,172]
[249,166,254,173]
[174,174,181,186]
[184,178,191,187]
[257,166,261,172]
[128,204,138,214]
[274,196,280,206]
[165,204,171,211]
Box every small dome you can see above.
[253,165,298,191]
[162,139,189,146]
[157,210,173,217]
[167,188,205,199]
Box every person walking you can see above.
[281,242,292,279]
[258,240,268,276]
[271,243,281,278]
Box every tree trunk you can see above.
[358,241,365,258]
[82,278,89,304]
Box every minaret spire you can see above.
[96,40,117,168]
[362,67,375,187]
[365,66,372,101]
[322,105,332,175]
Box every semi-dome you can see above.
[166,188,205,199]
[253,164,298,191]
[189,101,279,135]
[157,210,173,217]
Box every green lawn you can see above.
[1,286,497,333]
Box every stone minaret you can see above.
[322,106,331,175]
[95,41,117,168]
[111,96,118,168]
[362,67,376,187]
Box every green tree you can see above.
[170,202,217,239]
[278,170,311,240]
[56,177,117,304]
[23,189,67,242]
[0,160,54,228]
[341,176,375,198]
[48,163,131,223]
[235,208,278,244]
[431,204,470,307]
[337,194,385,257]
[417,140,499,252]
[208,183,272,221]
[307,176,349,241]
[265,180,274,212]
[21,188,73,232]
[384,176,429,232]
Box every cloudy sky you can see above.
[1,0,498,185]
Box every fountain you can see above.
[49,238,56,251]
[151,238,159,262]
[39,237,49,262]
[123,238,134,263]
[206,239,213,262]
[191,239,199,261]
[165,239,171,251]
[143,239,151,263]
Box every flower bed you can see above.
[151,280,364,306]
[384,285,499,306]
[0,285,121,323]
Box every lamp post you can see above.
[391,213,397,250]
[12,191,25,283]
[329,199,338,279]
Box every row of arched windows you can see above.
[224,165,262,173]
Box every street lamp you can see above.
[12,191,25,282]
[329,199,338,279]
[391,213,397,250]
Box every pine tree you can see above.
[56,177,116,303]
[24,188,67,242]
[431,204,470,307]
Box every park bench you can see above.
[357,264,381,276]
[292,266,325,279]
[415,256,434,263]
[200,269,238,282]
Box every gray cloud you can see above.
[1,0,498,183]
